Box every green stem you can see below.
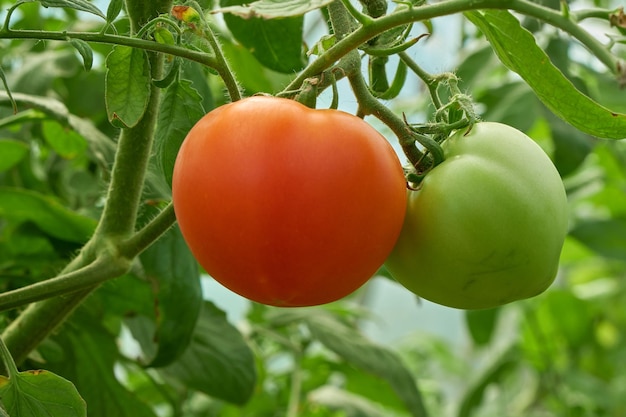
[285,350,304,417]
[0,336,19,378]
[94,76,163,238]
[283,0,620,94]
[572,8,616,22]
[119,203,177,258]
[327,0,438,172]
[0,30,218,69]
[0,256,130,313]
[201,22,241,101]
[1,0,173,364]
[399,52,443,110]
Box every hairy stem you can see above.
[0,255,130,313]
[0,30,218,69]
[1,0,173,364]
[284,0,619,94]
[119,203,177,259]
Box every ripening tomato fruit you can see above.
[385,122,568,310]
[172,96,407,307]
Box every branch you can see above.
[0,255,130,313]
[119,203,177,259]
[0,29,218,69]
[283,0,620,93]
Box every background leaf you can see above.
[570,218,626,261]
[221,0,307,73]
[163,301,257,405]
[41,313,157,417]
[465,307,500,347]
[0,187,96,242]
[306,312,429,417]
[0,139,28,172]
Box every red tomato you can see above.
[172,96,407,307]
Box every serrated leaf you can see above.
[69,38,93,71]
[216,0,333,18]
[163,301,257,405]
[0,139,28,172]
[466,10,626,139]
[306,312,429,417]
[40,0,106,19]
[156,79,205,187]
[221,0,307,73]
[141,225,203,367]
[105,45,151,128]
[0,370,86,417]
[0,187,96,242]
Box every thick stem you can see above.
[2,0,173,364]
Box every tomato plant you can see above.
[385,122,569,310]
[172,96,407,307]
[1,0,626,416]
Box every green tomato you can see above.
[385,122,568,310]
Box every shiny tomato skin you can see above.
[385,122,568,310]
[172,96,407,307]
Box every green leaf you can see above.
[43,314,157,417]
[42,120,88,159]
[216,0,334,18]
[221,0,307,73]
[220,41,295,94]
[305,312,429,417]
[141,225,203,368]
[0,139,28,172]
[0,187,96,242]
[465,308,500,346]
[69,38,93,72]
[0,370,86,417]
[106,0,124,22]
[163,301,257,405]
[105,45,151,128]
[570,218,626,260]
[39,0,106,19]
[466,10,626,139]
[155,79,206,187]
